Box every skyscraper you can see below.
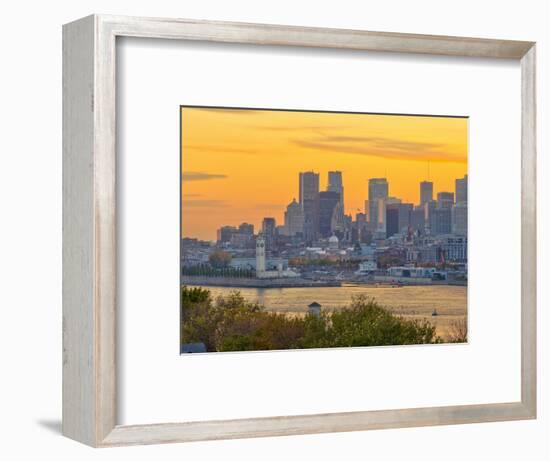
[327,171,344,208]
[453,174,468,235]
[410,206,426,233]
[261,217,277,250]
[430,208,452,235]
[455,174,468,204]
[386,203,413,238]
[217,225,237,243]
[319,191,340,238]
[355,212,368,243]
[397,203,413,233]
[238,222,254,235]
[385,203,400,238]
[327,171,345,232]
[299,171,320,242]
[437,192,455,209]
[452,202,468,235]
[420,181,433,206]
[368,178,389,232]
[424,200,436,230]
[283,198,304,237]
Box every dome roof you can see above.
[328,234,339,243]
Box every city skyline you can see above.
[181,107,468,241]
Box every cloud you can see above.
[293,135,466,163]
[320,135,444,151]
[184,145,257,156]
[182,193,203,198]
[256,125,347,132]
[184,108,265,116]
[181,171,228,182]
[183,199,229,208]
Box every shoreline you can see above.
[181,276,466,288]
[181,275,341,288]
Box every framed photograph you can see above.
[63,15,536,447]
[179,106,469,352]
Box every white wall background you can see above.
[0,0,546,459]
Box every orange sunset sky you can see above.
[181,107,468,241]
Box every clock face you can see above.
[259,243,264,248]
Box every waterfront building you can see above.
[262,217,277,250]
[355,260,377,274]
[455,174,468,204]
[387,266,436,279]
[255,234,266,275]
[437,191,455,209]
[355,243,376,258]
[230,256,288,270]
[441,235,468,262]
[420,181,433,205]
[368,178,389,232]
[282,198,304,237]
[299,171,320,242]
[319,190,340,237]
[255,233,299,279]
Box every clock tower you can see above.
[255,234,266,277]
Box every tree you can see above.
[208,250,232,268]
[181,288,441,352]
[447,317,468,343]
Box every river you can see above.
[197,284,468,339]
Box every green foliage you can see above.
[326,295,439,347]
[181,264,255,278]
[181,287,440,352]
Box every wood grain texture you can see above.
[63,15,118,447]
[62,14,537,447]
[102,402,533,446]
[101,15,533,58]
[62,15,97,446]
[520,46,537,417]
[94,13,118,444]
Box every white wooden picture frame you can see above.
[62,14,536,447]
